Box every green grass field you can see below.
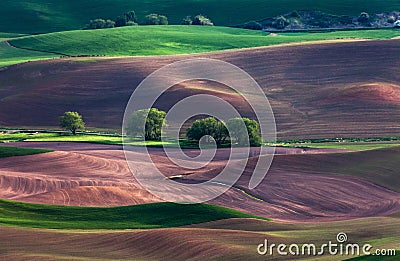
[0,41,56,67]
[8,26,400,58]
[288,142,400,151]
[1,0,400,33]
[0,32,26,41]
[0,146,52,158]
[0,199,264,229]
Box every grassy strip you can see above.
[0,132,222,148]
[283,142,400,151]
[9,26,400,58]
[0,32,26,41]
[0,199,266,229]
[0,146,52,158]
[2,132,400,151]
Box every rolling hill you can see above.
[1,40,399,139]
[7,26,400,57]
[1,0,400,33]
[0,215,399,260]
[0,199,262,229]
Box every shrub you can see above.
[145,13,168,25]
[182,16,193,25]
[243,21,263,30]
[358,12,370,24]
[387,16,396,24]
[115,10,138,27]
[273,16,289,29]
[84,19,115,29]
[192,15,214,26]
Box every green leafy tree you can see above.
[59,112,85,135]
[227,118,262,147]
[115,16,128,27]
[182,16,193,25]
[358,12,370,24]
[186,117,228,145]
[84,19,115,29]
[145,14,168,25]
[116,10,138,27]
[192,15,214,26]
[243,21,262,30]
[126,108,167,140]
[273,16,289,29]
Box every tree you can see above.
[59,112,85,135]
[272,16,289,29]
[115,16,128,27]
[84,19,115,29]
[358,12,370,24]
[192,15,214,26]
[145,14,168,25]
[227,118,262,147]
[182,16,193,25]
[186,117,228,145]
[116,10,138,27]
[126,108,167,140]
[243,21,263,30]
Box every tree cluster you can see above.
[182,15,214,26]
[84,10,169,29]
[145,14,168,25]
[186,117,262,146]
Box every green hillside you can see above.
[0,199,265,229]
[0,41,56,67]
[8,26,400,58]
[1,0,400,33]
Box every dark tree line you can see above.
[125,108,261,147]
[84,11,215,29]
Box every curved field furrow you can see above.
[0,142,399,222]
[20,186,162,206]
[210,171,400,222]
[0,226,274,261]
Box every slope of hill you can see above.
[1,0,400,33]
[0,215,399,260]
[0,199,262,229]
[1,40,399,139]
[8,26,400,58]
[0,142,399,221]
[0,41,56,68]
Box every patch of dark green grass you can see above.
[0,146,52,158]
[0,199,267,229]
